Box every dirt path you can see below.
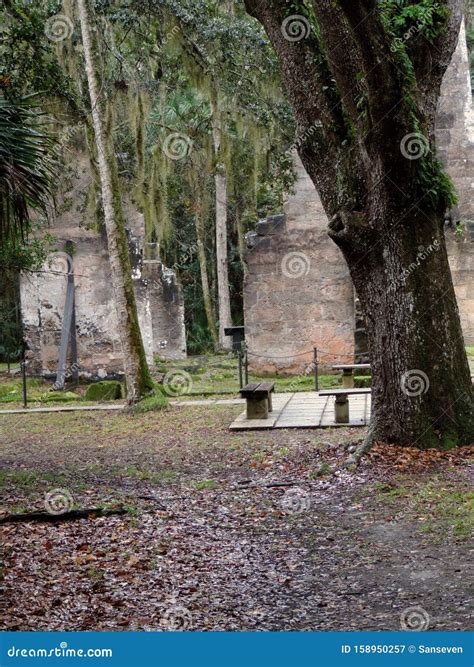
[1,405,472,631]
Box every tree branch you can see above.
[408,0,463,129]
[243,0,345,212]
[309,1,365,129]
[337,0,406,134]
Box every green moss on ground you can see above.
[128,391,168,414]
[84,381,123,402]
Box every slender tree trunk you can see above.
[77,0,153,403]
[332,205,474,449]
[210,86,232,350]
[194,197,219,346]
[235,207,247,279]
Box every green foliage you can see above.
[380,0,451,42]
[466,3,474,94]
[0,0,75,102]
[416,153,458,211]
[192,479,218,490]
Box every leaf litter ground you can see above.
[0,405,472,631]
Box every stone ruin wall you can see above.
[244,160,355,376]
[439,20,474,349]
[21,147,186,381]
[244,22,474,376]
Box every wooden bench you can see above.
[240,382,275,420]
[332,363,371,388]
[319,388,371,424]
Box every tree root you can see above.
[343,424,377,469]
[313,425,377,477]
[0,507,127,525]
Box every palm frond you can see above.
[0,95,57,247]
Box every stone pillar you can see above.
[143,261,187,360]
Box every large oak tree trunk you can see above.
[244,0,474,448]
[78,0,153,403]
[335,207,473,449]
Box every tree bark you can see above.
[210,86,233,350]
[332,207,474,449]
[77,0,153,403]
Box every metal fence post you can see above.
[313,347,319,392]
[238,349,243,390]
[21,349,27,409]
[243,343,249,385]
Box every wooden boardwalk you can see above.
[230,391,371,430]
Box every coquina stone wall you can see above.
[20,146,186,381]
[244,159,355,375]
[440,20,474,348]
[244,22,474,375]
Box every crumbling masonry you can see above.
[20,149,186,381]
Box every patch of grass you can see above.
[371,481,408,498]
[0,378,82,405]
[192,479,218,491]
[310,462,333,478]
[0,470,36,489]
[0,469,68,491]
[354,375,372,388]
[415,480,473,538]
[154,354,345,397]
[86,567,105,580]
[370,476,473,540]
[112,465,177,484]
[0,363,21,373]
[123,504,141,517]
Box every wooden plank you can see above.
[257,382,275,392]
[240,383,261,395]
[332,364,371,370]
[319,388,371,395]
[229,392,371,431]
